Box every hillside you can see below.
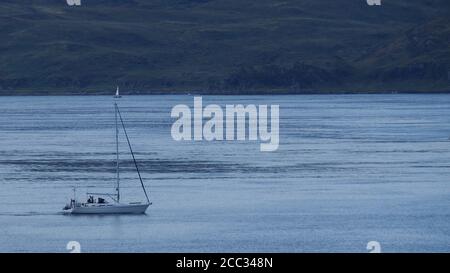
[0,0,449,94]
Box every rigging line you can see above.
[115,104,150,204]
[115,102,120,203]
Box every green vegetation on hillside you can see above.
[0,0,449,94]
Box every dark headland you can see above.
[0,0,449,95]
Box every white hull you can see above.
[70,203,150,214]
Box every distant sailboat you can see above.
[114,86,122,98]
[63,90,151,214]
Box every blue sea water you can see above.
[0,94,449,252]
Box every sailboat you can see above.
[114,86,122,98]
[63,92,151,214]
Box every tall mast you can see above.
[116,106,150,204]
[115,102,120,203]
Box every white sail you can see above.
[115,86,120,97]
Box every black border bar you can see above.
[0,253,447,272]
